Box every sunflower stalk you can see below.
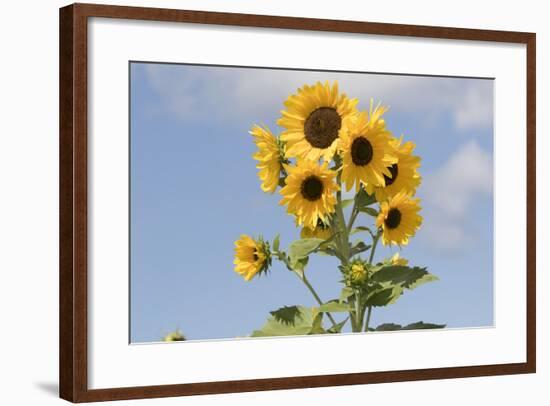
[363,229,381,332]
[272,250,339,329]
[235,81,438,339]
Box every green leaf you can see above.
[272,234,280,252]
[351,226,374,237]
[288,238,324,262]
[355,188,376,208]
[320,246,346,262]
[402,321,446,330]
[341,198,354,209]
[269,306,301,326]
[309,309,326,335]
[327,318,349,333]
[339,287,354,302]
[350,241,371,257]
[375,323,403,331]
[370,265,438,290]
[373,321,446,331]
[318,301,353,313]
[359,207,379,217]
[251,306,319,337]
[365,286,403,307]
[291,256,309,273]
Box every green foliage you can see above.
[365,286,403,307]
[327,318,348,333]
[351,226,375,237]
[359,207,379,217]
[339,287,354,302]
[318,300,353,313]
[374,323,402,331]
[370,265,438,290]
[251,306,326,337]
[341,198,354,209]
[374,321,446,331]
[289,238,325,261]
[272,234,280,252]
[309,309,326,334]
[355,188,376,208]
[401,321,446,330]
[350,241,371,257]
[270,306,302,326]
[319,246,346,262]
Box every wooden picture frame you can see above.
[60,3,536,402]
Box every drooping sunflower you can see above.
[278,81,358,162]
[300,217,332,240]
[233,235,271,281]
[280,159,339,229]
[372,135,421,202]
[250,124,284,193]
[376,192,422,246]
[340,103,397,192]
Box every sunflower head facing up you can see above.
[280,159,339,229]
[300,217,333,240]
[373,135,421,202]
[340,104,397,192]
[376,192,423,246]
[234,235,271,281]
[278,81,358,162]
[250,125,285,193]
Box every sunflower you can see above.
[278,81,358,161]
[163,330,186,342]
[234,235,271,281]
[300,217,332,240]
[372,135,421,202]
[376,192,422,246]
[250,124,284,193]
[343,258,368,285]
[350,262,367,283]
[280,159,339,229]
[389,252,408,266]
[340,103,397,192]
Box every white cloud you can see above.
[421,140,493,252]
[139,64,493,132]
[453,84,494,130]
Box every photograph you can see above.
[129,62,495,343]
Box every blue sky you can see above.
[130,62,494,343]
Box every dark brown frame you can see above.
[60,2,536,402]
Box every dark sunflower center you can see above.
[304,107,342,149]
[301,175,324,201]
[385,208,402,229]
[351,137,374,166]
[253,251,259,261]
[383,164,399,186]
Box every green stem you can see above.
[364,306,373,332]
[346,203,359,235]
[273,252,339,329]
[364,230,381,332]
[299,272,338,327]
[335,175,350,264]
[368,230,381,265]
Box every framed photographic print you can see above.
[59,3,536,402]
